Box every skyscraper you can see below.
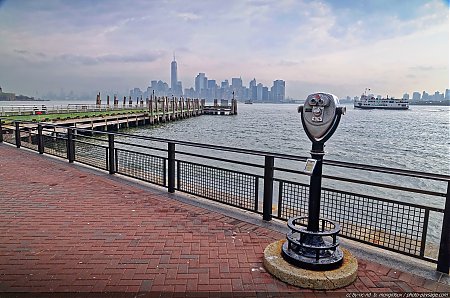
[195,73,206,94]
[271,80,285,102]
[171,54,177,94]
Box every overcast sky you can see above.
[0,0,448,99]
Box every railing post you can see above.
[168,142,176,193]
[0,119,3,143]
[67,128,75,163]
[108,133,115,174]
[14,121,21,148]
[37,124,44,154]
[263,155,274,221]
[437,181,450,273]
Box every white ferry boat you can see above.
[354,94,409,110]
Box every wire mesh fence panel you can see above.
[116,149,166,186]
[278,180,435,259]
[2,126,15,145]
[178,161,258,212]
[20,130,38,151]
[74,141,108,170]
[43,134,67,158]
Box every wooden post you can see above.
[172,97,175,120]
[161,97,166,121]
[150,98,153,114]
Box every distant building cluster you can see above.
[406,89,450,102]
[130,57,286,103]
[342,89,450,102]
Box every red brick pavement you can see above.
[0,143,449,295]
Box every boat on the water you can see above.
[244,100,253,104]
[354,93,409,110]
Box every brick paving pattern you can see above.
[0,144,449,295]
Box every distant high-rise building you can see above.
[171,55,178,94]
[176,81,183,96]
[402,93,409,100]
[262,86,269,101]
[412,92,421,101]
[433,91,443,101]
[195,73,206,94]
[231,77,242,89]
[271,80,285,102]
[221,80,229,88]
[249,78,256,89]
[184,87,195,98]
[256,83,263,101]
[445,89,450,100]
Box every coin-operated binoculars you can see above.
[282,92,346,270]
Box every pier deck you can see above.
[0,143,449,294]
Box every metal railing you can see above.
[0,104,147,117]
[1,119,449,273]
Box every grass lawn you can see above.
[1,109,148,124]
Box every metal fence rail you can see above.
[276,179,441,261]
[0,119,448,273]
[177,160,260,212]
[116,149,166,186]
[0,104,145,117]
[42,134,67,158]
[74,140,108,171]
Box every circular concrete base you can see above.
[263,240,358,290]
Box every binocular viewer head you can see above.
[298,92,345,142]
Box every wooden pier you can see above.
[58,96,205,131]
[1,96,238,136]
[203,99,238,115]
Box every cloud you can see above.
[409,66,440,71]
[59,52,164,65]
[0,0,447,99]
[176,12,201,22]
[278,60,301,67]
[11,49,163,65]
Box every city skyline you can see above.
[0,0,448,99]
[129,57,287,103]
